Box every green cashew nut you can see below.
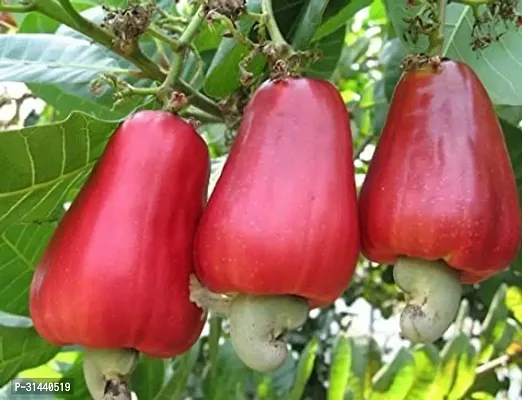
[83,348,139,400]
[229,294,309,373]
[393,257,462,343]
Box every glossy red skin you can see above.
[194,78,360,307]
[30,111,209,357]
[359,61,521,284]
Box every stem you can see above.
[178,81,222,117]
[428,0,447,56]
[180,6,206,51]
[57,0,87,30]
[188,44,205,86]
[241,11,264,22]
[453,0,492,4]
[155,22,184,35]
[125,86,160,96]
[206,315,222,390]
[7,0,221,117]
[476,347,522,376]
[0,3,36,12]
[156,7,188,24]
[147,25,181,49]
[36,0,163,79]
[219,15,256,49]
[157,5,205,107]
[453,299,469,334]
[180,108,223,123]
[261,0,287,45]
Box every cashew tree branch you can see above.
[1,0,222,117]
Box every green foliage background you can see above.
[0,0,521,399]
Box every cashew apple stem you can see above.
[393,257,462,343]
[261,0,287,46]
[427,0,447,56]
[157,5,205,107]
[189,275,309,372]
[83,348,139,400]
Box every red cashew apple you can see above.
[29,111,210,399]
[191,78,360,372]
[359,59,521,344]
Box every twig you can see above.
[157,5,206,107]
[180,108,223,124]
[476,347,522,377]
[147,25,181,49]
[428,0,448,56]
[261,0,287,45]
[353,133,376,161]
[218,15,257,49]
[0,3,36,12]
[0,0,222,117]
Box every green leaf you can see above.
[404,344,440,400]
[194,22,226,52]
[203,340,252,400]
[253,350,296,399]
[370,348,415,400]
[273,0,307,40]
[313,0,372,41]
[0,223,56,316]
[468,371,510,397]
[132,356,165,400]
[57,355,90,400]
[446,339,478,400]
[479,284,509,362]
[0,34,122,86]
[0,112,118,233]
[0,322,59,387]
[443,3,522,106]
[203,0,264,98]
[18,12,60,34]
[506,286,522,324]
[289,338,319,400]
[369,0,388,26]
[305,24,347,79]
[327,335,352,400]
[433,333,471,398]
[351,336,382,400]
[492,319,518,358]
[496,105,522,126]
[387,1,522,105]
[501,119,522,273]
[28,83,138,122]
[327,335,382,400]
[380,38,408,101]
[470,392,499,400]
[32,7,151,120]
[203,315,222,397]
[153,341,201,400]
[291,0,329,50]
[55,6,170,71]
